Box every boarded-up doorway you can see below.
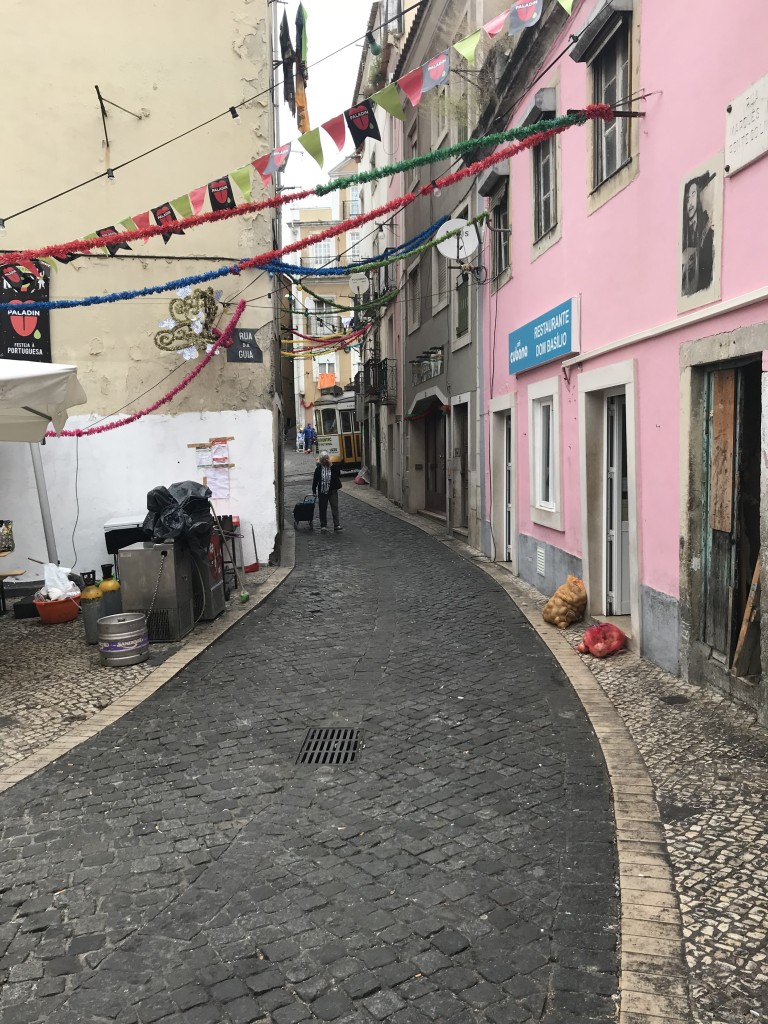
[702,362,761,673]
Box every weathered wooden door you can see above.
[425,409,447,514]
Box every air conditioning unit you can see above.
[118,540,194,642]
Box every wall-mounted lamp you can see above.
[229,106,240,125]
[107,168,116,184]
[0,219,6,236]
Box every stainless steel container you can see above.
[97,612,149,667]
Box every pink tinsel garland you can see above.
[45,301,246,438]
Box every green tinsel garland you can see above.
[315,111,589,196]
[295,286,400,314]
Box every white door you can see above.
[505,412,514,562]
[606,394,630,614]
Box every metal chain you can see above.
[146,552,167,621]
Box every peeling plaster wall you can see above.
[1,1,279,571]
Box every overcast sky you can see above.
[276,0,372,191]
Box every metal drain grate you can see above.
[297,727,362,766]
[660,694,690,706]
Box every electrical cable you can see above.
[1,0,426,224]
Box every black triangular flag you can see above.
[96,226,132,257]
[344,100,381,149]
[152,203,184,244]
[207,177,237,211]
[280,11,296,115]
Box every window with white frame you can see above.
[432,245,448,313]
[307,237,332,268]
[407,260,421,333]
[433,87,448,145]
[313,352,337,381]
[313,297,338,335]
[347,230,361,262]
[490,182,510,280]
[348,186,361,216]
[591,19,631,186]
[455,71,470,145]
[407,120,419,187]
[533,132,557,241]
[528,377,562,529]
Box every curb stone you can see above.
[343,484,693,1024]
[0,527,295,795]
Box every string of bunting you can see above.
[2,4,574,266]
[3,106,600,272]
[404,404,451,421]
[44,301,245,438]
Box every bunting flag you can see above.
[252,143,292,187]
[557,0,573,10]
[298,128,324,169]
[422,50,451,94]
[152,202,183,244]
[345,101,381,148]
[84,232,108,256]
[208,176,237,211]
[322,114,347,151]
[484,9,509,36]
[371,83,406,121]
[453,29,482,66]
[123,211,151,245]
[171,194,194,219]
[508,0,543,34]
[280,11,296,116]
[397,67,424,107]
[295,3,310,133]
[96,226,132,256]
[188,186,207,216]
[230,165,252,203]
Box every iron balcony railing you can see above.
[363,358,397,405]
[410,347,444,386]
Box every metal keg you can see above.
[97,612,149,667]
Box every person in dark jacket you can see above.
[312,452,343,532]
[303,422,317,454]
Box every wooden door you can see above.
[425,409,447,514]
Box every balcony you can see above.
[410,348,444,386]
[363,358,397,405]
[343,199,362,220]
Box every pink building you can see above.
[481,0,768,720]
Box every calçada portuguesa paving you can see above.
[0,462,764,1023]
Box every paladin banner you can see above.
[152,202,184,244]
[207,177,237,211]
[0,261,52,362]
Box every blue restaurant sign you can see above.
[508,297,580,374]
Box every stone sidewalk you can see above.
[343,480,768,1024]
[1,477,622,1024]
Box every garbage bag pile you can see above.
[142,480,213,559]
[576,622,627,658]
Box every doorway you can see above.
[505,412,514,562]
[424,407,447,515]
[605,393,630,615]
[701,362,761,672]
[453,403,469,530]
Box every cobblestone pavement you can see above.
[0,567,278,773]
[344,481,768,1024]
[0,475,619,1023]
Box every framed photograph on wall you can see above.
[678,153,724,313]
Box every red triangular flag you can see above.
[131,210,152,244]
[484,9,509,36]
[321,114,347,152]
[252,154,272,187]
[397,67,424,107]
[189,186,207,215]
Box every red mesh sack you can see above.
[576,622,626,658]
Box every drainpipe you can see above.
[29,443,58,564]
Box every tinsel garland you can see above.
[4,107,611,266]
[296,286,399,313]
[282,326,370,356]
[45,301,245,438]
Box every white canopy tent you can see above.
[0,359,87,562]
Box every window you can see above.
[347,230,361,262]
[407,261,421,333]
[592,20,630,186]
[348,186,361,216]
[533,134,557,240]
[313,298,338,335]
[528,377,562,530]
[432,246,448,313]
[433,88,448,145]
[490,183,510,280]
[307,237,332,268]
[370,150,378,193]
[313,354,337,383]
[408,121,419,188]
[456,274,469,337]
[455,72,469,145]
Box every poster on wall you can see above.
[678,153,724,314]
[0,261,51,362]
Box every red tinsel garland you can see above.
[5,107,612,267]
[45,301,246,438]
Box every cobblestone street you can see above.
[0,469,620,1024]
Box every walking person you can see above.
[312,452,343,532]
[303,422,317,454]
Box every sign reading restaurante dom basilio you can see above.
[508,297,580,375]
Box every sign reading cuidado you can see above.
[508,297,579,375]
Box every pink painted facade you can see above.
[482,0,768,707]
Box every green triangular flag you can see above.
[39,257,57,272]
[298,127,324,169]
[230,165,252,203]
[84,231,108,255]
[171,193,193,219]
[119,217,138,233]
[556,0,573,11]
[453,29,482,65]
[371,82,406,121]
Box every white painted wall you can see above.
[0,409,276,580]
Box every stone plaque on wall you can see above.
[725,74,768,176]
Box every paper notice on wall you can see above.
[207,466,230,499]
[211,442,229,464]
[196,447,213,468]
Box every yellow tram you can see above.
[314,388,362,472]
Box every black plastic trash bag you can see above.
[142,481,213,558]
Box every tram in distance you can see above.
[313,387,362,472]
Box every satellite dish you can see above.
[435,219,480,261]
[349,273,370,296]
